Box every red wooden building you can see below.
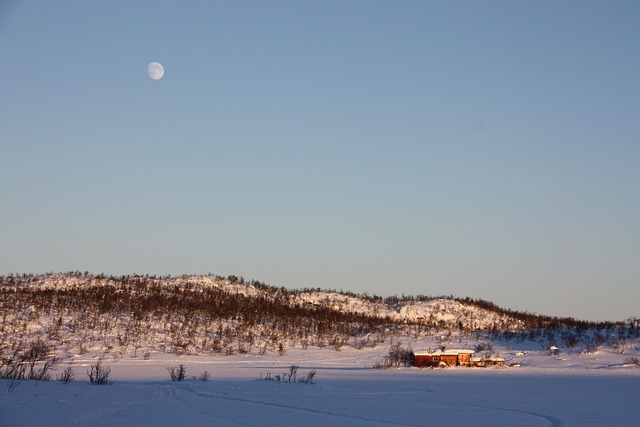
[410,349,475,368]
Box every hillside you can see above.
[1,272,634,366]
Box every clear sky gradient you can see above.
[2,1,639,321]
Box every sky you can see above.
[1,0,639,322]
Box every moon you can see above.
[147,62,164,80]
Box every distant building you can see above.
[409,349,506,368]
[410,349,475,368]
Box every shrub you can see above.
[256,366,316,384]
[584,342,599,354]
[386,342,412,367]
[371,343,412,369]
[6,378,20,392]
[29,357,58,381]
[168,364,186,381]
[257,372,274,381]
[474,343,494,353]
[623,356,639,365]
[371,358,391,369]
[24,340,57,380]
[562,333,578,348]
[57,366,75,383]
[353,339,367,350]
[299,370,317,384]
[88,358,111,385]
[0,341,58,383]
[286,365,298,383]
[1,348,27,381]
[613,337,627,354]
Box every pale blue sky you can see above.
[1,1,639,321]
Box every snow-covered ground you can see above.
[2,343,639,426]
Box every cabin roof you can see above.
[412,349,474,357]
[448,349,475,354]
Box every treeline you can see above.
[452,296,621,330]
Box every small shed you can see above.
[483,357,505,366]
[471,356,484,367]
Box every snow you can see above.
[2,345,639,426]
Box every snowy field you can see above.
[2,345,639,426]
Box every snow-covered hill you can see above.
[294,291,528,330]
[0,273,533,360]
[0,273,636,366]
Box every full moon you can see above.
[147,62,164,80]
